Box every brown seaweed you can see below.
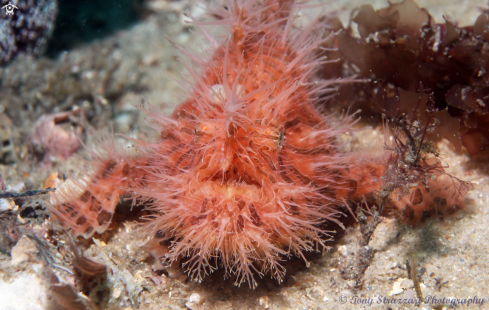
[321,0,489,157]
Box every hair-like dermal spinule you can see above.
[49,0,385,287]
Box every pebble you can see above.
[185,293,203,309]
[188,293,202,304]
[259,296,269,309]
[285,276,296,287]
[338,245,348,257]
[0,199,13,212]
[112,287,122,299]
[11,236,38,265]
[389,278,412,296]
[305,287,322,300]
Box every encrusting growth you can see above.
[47,0,468,287]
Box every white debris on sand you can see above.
[0,273,46,310]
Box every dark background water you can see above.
[46,0,145,57]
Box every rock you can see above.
[185,293,203,309]
[0,273,46,310]
[188,293,202,304]
[285,276,296,287]
[259,296,269,309]
[338,245,348,257]
[0,0,58,65]
[11,235,38,265]
[389,278,413,296]
[0,199,13,212]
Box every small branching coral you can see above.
[336,87,473,291]
[48,0,386,287]
[381,90,473,222]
